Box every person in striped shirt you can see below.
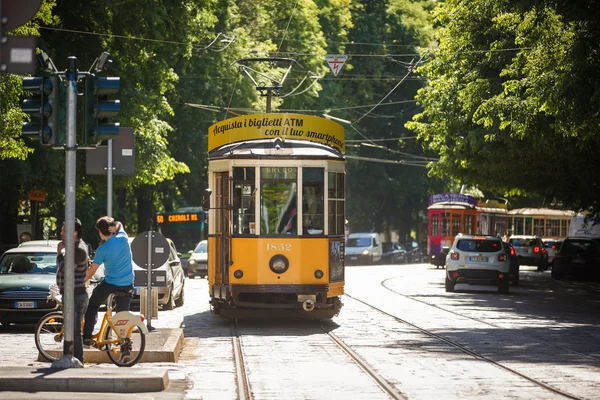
[56,218,90,364]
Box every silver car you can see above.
[509,235,549,271]
[187,240,208,279]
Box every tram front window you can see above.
[261,167,298,235]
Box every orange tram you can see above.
[203,113,346,319]
[427,193,509,266]
[427,193,575,267]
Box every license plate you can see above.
[350,256,357,260]
[14,301,36,309]
[469,256,488,262]
[573,259,585,264]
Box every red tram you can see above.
[427,193,508,267]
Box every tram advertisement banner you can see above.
[208,113,345,153]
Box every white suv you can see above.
[445,234,511,294]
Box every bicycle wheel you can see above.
[34,312,64,362]
[103,324,146,367]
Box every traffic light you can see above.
[82,75,120,146]
[20,75,64,146]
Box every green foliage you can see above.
[1,0,437,243]
[408,0,600,216]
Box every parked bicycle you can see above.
[34,283,148,367]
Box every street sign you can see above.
[1,0,42,32]
[325,54,348,76]
[85,127,135,175]
[131,231,170,271]
[0,35,36,74]
[28,189,46,202]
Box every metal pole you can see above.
[146,231,154,330]
[107,139,113,217]
[53,56,81,368]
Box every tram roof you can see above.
[208,138,345,160]
[507,208,576,217]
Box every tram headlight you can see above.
[269,255,289,274]
[314,269,324,279]
[233,270,243,279]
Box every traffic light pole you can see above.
[53,56,81,369]
[107,139,113,217]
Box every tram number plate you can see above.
[350,256,358,260]
[469,256,488,262]
[15,301,36,308]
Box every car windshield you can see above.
[347,237,372,247]
[510,238,537,246]
[0,252,57,274]
[193,241,208,253]
[457,239,501,252]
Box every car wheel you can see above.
[445,277,455,292]
[200,274,207,279]
[163,286,175,310]
[175,282,185,307]
[498,279,510,294]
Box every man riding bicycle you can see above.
[83,217,134,347]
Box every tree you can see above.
[408,0,600,217]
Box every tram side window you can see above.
[260,167,298,235]
[451,215,461,237]
[441,212,450,236]
[303,168,324,235]
[233,167,256,235]
[464,215,475,234]
[431,214,440,236]
[328,172,345,235]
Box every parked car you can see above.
[542,238,562,266]
[187,240,208,278]
[345,232,383,265]
[508,235,549,271]
[0,244,60,325]
[551,237,600,280]
[131,237,185,310]
[18,240,61,248]
[405,241,425,263]
[381,242,407,264]
[445,234,511,293]
[503,241,520,285]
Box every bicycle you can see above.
[34,284,149,367]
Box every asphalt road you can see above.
[1,263,600,399]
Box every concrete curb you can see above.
[37,328,184,364]
[0,367,169,393]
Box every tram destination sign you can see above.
[428,193,478,206]
[208,113,345,153]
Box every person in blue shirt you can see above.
[83,216,134,346]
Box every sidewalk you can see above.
[0,328,184,395]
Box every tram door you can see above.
[214,172,230,285]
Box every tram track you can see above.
[230,317,408,400]
[232,320,251,400]
[381,277,600,364]
[321,326,408,400]
[346,288,593,400]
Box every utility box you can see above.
[139,287,159,319]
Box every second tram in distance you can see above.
[203,113,346,318]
